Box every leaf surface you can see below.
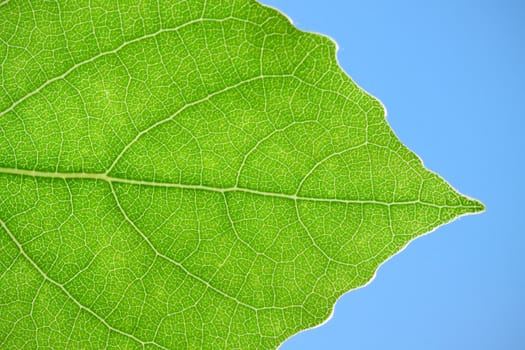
[0,0,483,349]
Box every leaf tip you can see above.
[465,197,486,214]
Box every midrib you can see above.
[0,166,477,209]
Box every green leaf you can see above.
[0,0,483,349]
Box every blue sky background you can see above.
[259,1,525,349]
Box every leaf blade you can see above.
[0,1,483,349]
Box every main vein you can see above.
[0,166,478,209]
